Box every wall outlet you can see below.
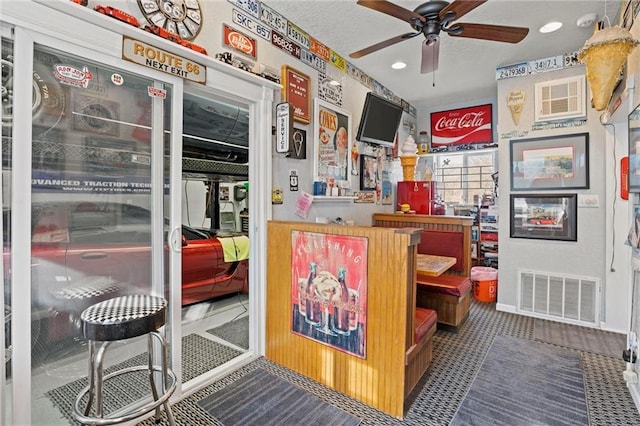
[578,194,599,207]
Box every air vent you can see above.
[518,269,599,325]
[534,75,586,122]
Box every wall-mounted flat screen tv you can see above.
[356,92,404,147]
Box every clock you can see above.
[138,0,202,41]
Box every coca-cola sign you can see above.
[430,104,493,147]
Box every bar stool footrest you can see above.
[73,365,176,426]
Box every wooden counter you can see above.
[266,221,422,419]
[373,213,473,276]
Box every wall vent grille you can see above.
[534,75,586,122]
[518,269,599,325]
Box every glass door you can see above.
[3,31,183,425]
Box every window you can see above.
[432,151,496,205]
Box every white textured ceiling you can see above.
[265,0,620,108]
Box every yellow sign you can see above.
[329,49,346,72]
[122,37,206,84]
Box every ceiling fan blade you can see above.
[357,0,425,24]
[449,23,529,43]
[439,0,487,21]
[420,38,440,74]
[350,32,419,58]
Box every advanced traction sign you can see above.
[122,37,205,84]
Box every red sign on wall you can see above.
[223,24,257,58]
[430,104,493,147]
[281,65,311,123]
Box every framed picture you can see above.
[510,133,589,190]
[313,98,352,181]
[628,103,640,192]
[359,154,378,190]
[281,65,311,124]
[510,194,577,241]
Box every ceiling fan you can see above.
[350,0,529,74]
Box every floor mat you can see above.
[207,316,249,350]
[534,318,625,358]
[197,368,360,426]
[450,334,589,425]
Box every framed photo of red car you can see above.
[281,65,311,124]
[510,194,577,241]
[510,133,589,191]
[430,103,493,148]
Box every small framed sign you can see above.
[281,65,311,123]
[276,103,293,153]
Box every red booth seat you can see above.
[418,275,472,297]
[414,307,437,343]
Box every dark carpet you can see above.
[46,334,242,424]
[137,301,640,426]
[534,318,626,359]
[197,368,360,426]
[450,334,589,426]
[207,316,249,350]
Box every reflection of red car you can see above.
[94,5,141,28]
[3,201,248,345]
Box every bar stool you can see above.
[72,294,177,425]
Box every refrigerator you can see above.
[397,181,438,215]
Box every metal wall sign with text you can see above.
[276,102,293,153]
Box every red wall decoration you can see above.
[430,104,493,147]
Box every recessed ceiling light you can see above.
[392,61,407,70]
[539,21,563,33]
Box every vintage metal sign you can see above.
[260,3,287,34]
[300,49,326,73]
[223,24,257,58]
[226,0,260,19]
[309,37,330,61]
[431,104,493,146]
[287,22,310,50]
[271,30,301,59]
[329,49,346,72]
[122,37,205,83]
[232,8,271,41]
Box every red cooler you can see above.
[397,181,437,215]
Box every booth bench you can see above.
[373,214,473,329]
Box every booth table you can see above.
[416,254,456,279]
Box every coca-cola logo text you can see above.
[435,111,486,131]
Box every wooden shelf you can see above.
[312,196,356,203]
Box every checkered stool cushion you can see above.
[80,295,167,342]
[50,276,124,314]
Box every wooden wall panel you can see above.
[266,221,418,418]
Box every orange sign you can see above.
[310,37,330,61]
[223,24,257,58]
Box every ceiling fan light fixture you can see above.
[392,61,407,70]
[539,21,563,33]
